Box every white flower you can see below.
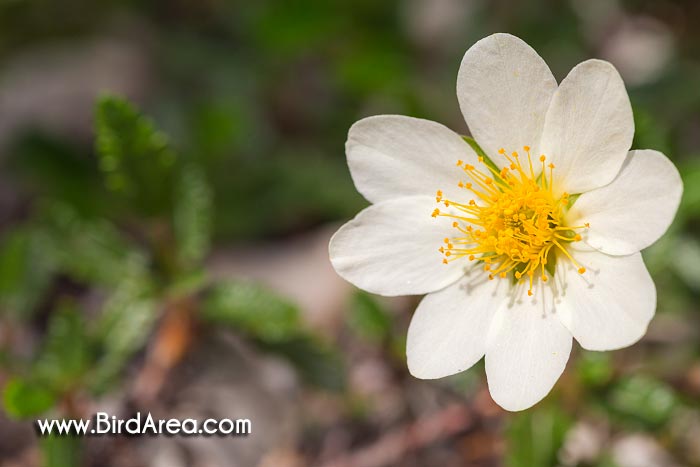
[328,33,684,411]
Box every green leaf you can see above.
[90,278,157,393]
[608,375,678,428]
[259,334,346,391]
[40,203,147,287]
[348,290,391,343]
[3,378,56,418]
[201,281,301,342]
[41,434,82,467]
[95,95,177,216]
[173,164,212,270]
[669,235,700,292]
[506,403,572,467]
[0,227,55,318]
[678,161,700,222]
[34,303,91,392]
[577,351,614,387]
[202,281,345,390]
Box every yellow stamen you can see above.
[433,147,588,294]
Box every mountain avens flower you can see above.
[329,33,682,411]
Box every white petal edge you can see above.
[485,283,572,411]
[540,59,634,195]
[346,115,479,204]
[329,196,464,296]
[457,33,557,168]
[407,277,504,379]
[566,149,683,256]
[555,249,656,351]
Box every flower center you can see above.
[431,146,589,296]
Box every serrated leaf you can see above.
[95,95,177,216]
[0,227,55,318]
[41,203,147,287]
[201,281,301,342]
[90,278,157,393]
[34,303,91,392]
[3,378,56,418]
[174,164,212,270]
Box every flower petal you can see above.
[329,196,464,296]
[555,249,655,351]
[567,150,683,256]
[540,59,634,195]
[485,284,572,411]
[407,277,503,379]
[346,115,478,203]
[457,33,557,167]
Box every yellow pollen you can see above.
[433,146,588,295]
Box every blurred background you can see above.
[0,0,699,466]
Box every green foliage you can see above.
[577,351,614,387]
[3,304,90,418]
[90,278,157,393]
[348,290,392,343]
[202,281,302,343]
[95,95,177,216]
[39,204,147,286]
[505,403,572,467]
[202,281,345,390]
[174,164,212,271]
[3,378,56,418]
[34,303,92,393]
[678,161,700,222]
[41,434,82,467]
[0,227,55,318]
[608,375,678,428]
[259,334,346,392]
